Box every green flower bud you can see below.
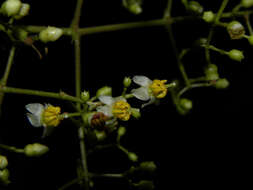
[0,168,10,184]
[215,78,229,89]
[227,21,245,39]
[202,11,215,23]
[241,0,253,8]
[179,98,193,111]
[128,152,138,162]
[14,3,30,20]
[139,161,157,174]
[0,155,8,170]
[123,0,142,15]
[81,90,90,102]
[129,3,142,14]
[131,108,141,119]
[96,86,112,97]
[133,180,154,190]
[188,1,204,15]
[39,26,63,43]
[118,126,126,137]
[123,77,132,88]
[94,130,106,141]
[228,49,244,62]
[248,35,253,45]
[1,0,22,17]
[24,143,49,157]
[204,64,219,81]
[14,28,28,42]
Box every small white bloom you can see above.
[96,96,131,121]
[26,103,45,127]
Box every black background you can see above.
[0,0,252,189]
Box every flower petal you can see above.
[141,96,156,108]
[131,87,150,101]
[96,105,113,117]
[26,113,42,127]
[26,103,44,116]
[133,75,152,87]
[98,95,114,105]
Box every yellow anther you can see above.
[42,105,61,127]
[112,100,131,121]
[149,79,168,98]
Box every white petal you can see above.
[96,105,113,117]
[131,87,150,101]
[98,95,114,105]
[26,103,44,116]
[133,75,152,87]
[141,96,156,108]
[114,96,127,102]
[26,113,42,127]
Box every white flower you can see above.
[131,75,168,107]
[26,103,61,137]
[96,96,132,121]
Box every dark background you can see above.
[0,0,252,189]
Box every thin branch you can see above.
[0,144,25,154]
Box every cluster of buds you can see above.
[0,155,9,185]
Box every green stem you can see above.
[0,86,83,103]
[177,82,212,98]
[0,46,16,115]
[0,144,24,154]
[90,173,124,179]
[205,0,230,65]
[245,14,253,35]
[58,178,80,190]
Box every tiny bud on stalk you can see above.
[1,0,22,17]
[241,0,253,8]
[227,21,245,39]
[0,155,8,170]
[96,86,112,97]
[228,49,244,62]
[202,11,215,23]
[39,26,63,43]
[24,143,49,157]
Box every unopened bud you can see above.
[123,77,132,88]
[1,0,22,17]
[228,49,244,62]
[0,169,10,184]
[202,11,215,23]
[241,0,253,8]
[24,143,49,157]
[14,3,30,19]
[0,155,8,170]
[139,161,157,174]
[179,98,193,111]
[188,1,203,15]
[227,21,245,39]
[204,64,219,81]
[133,180,154,190]
[131,108,141,119]
[123,0,142,15]
[81,90,90,102]
[39,26,63,43]
[118,126,126,137]
[128,152,138,162]
[215,78,229,89]
[248,35,253,45]
[96,86,112,97]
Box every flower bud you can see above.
[81,90,90,102]
[241,0,253,8]
[96,86,112,97]
[14,3,30,19]
[215,78,229,89]
[202,11,215,23]
[123,77,132,88]
[1,0,22,17]
[228,49,244,62]
[0,155,8,170]
[139,161,157,174]
[24,143,49,157]
[204,64,219,81]
[0,169,10,184]
[133,180,154,190]
[14,28,28,42]
[39,26,63,43]
[179,98,193,111]
[128,152,138,162]
[131,108,141,119]
[188,1,204,15]
[227,21,245,39]
[94,130,107,141]
[123,0,142,15]
[248,35,253,45]
[118,126,126,137]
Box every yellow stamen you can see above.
[149,79,168,98]
[42,105,61,127]
[112,100,131,121]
